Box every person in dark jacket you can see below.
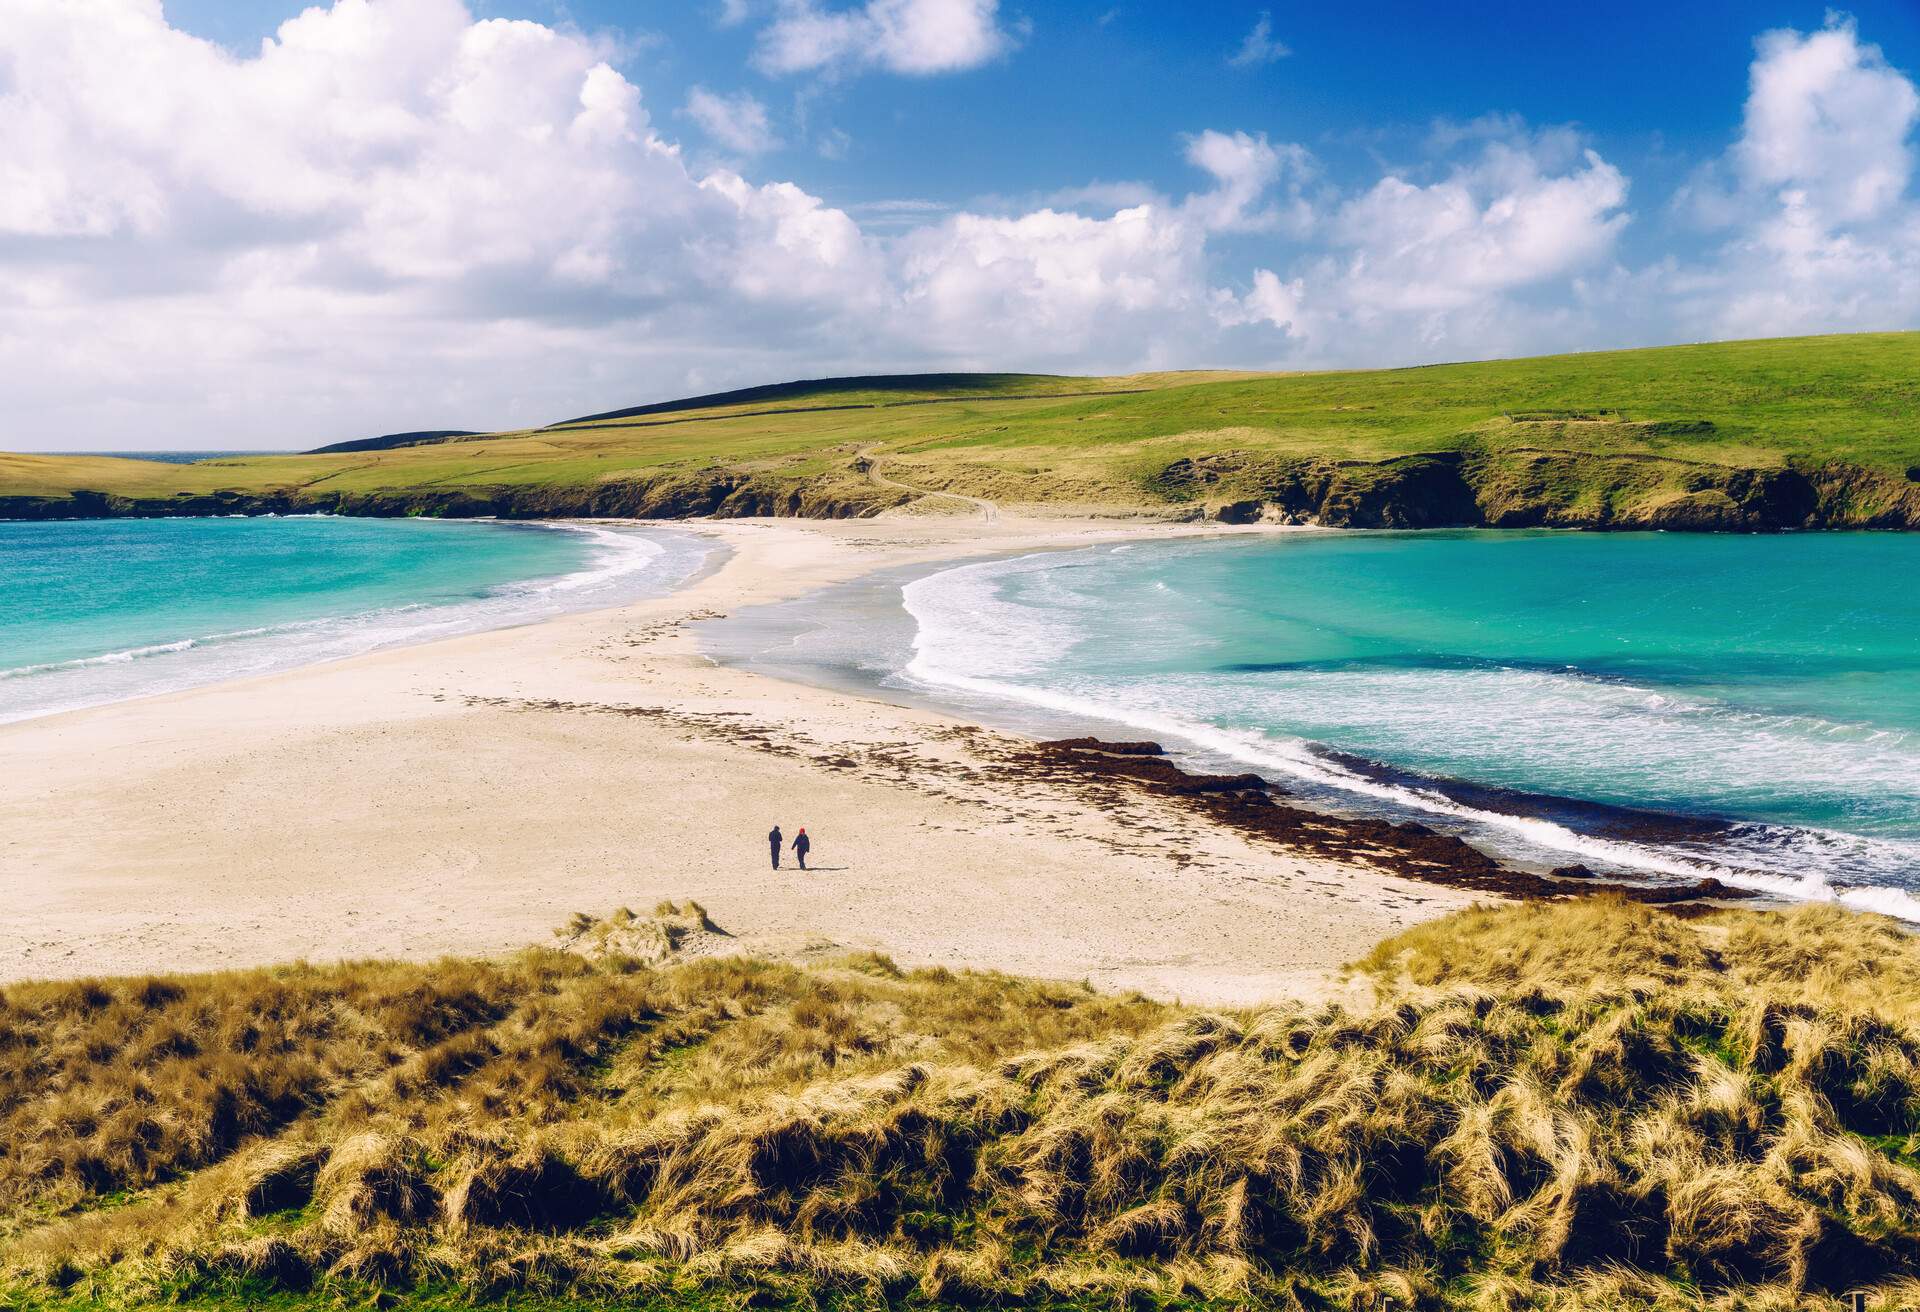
[768,825,783,870]
[792,827,811,870]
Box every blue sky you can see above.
[158,2,1920,229]
[5,1,1920,447]
[161,3,1920,213]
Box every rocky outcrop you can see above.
[0,488,303,519]
[0,468,911,523]
[1169,449,1920,532]
[1179,453,1477,528]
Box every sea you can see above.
[0,516,713,724]
[59,451,278,463]
[703,529,1920,918]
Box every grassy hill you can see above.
[5,897,1920,1310]
[5,334,1920,528]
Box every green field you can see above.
[6,333,1920,528]
[6,898,1920,1309]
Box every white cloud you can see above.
[683,86,780,155]
[4,2,1919,451]
[1182,129,1316,235]
[1667,17,1920,340]
[0,0,873,445]
[0,0,1638,447]
[1737,18,1916,225]
[1213,269,1305,338]
[701,171,884,308]
[1207,129,1630,359]
[892,204,1206,362]
[1330,140,1629,313]
[1228,12,1288,68]
[851,197,953,227]
[754,0,1013,77]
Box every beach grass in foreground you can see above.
[5,332,1920,529]
[6,898,1920,1310]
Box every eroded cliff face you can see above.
[1160,450,1920,531]
[0,470,912,524]
[4,450,1918,529]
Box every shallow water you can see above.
[0,516,711,723]
[706,529,1920,917]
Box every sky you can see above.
[6,2,1920,450]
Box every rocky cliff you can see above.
[1160,449,1920,530]
[4,449,1917,529]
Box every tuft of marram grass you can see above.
[3,898,1920,1309]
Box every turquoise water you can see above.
[0,517,706,722]
[890,531,1920,911]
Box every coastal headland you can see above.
[5,333,1920,532]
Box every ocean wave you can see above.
[899,547,1920,922]
[510,524,667,594]
[2,637,204,680]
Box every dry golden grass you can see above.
[1361,896,1920,1026]
[4,898,1918,1310]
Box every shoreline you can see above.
[3,511,1492,1005]
[704,527,1919,914]
[0,517,719,728]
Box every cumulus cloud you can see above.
[754,0,1013,77]
[893,205,1206,360]
[1182,129,1316,235]
[3,1,1918,451]
[0,0,879,446]
[1737,19,1916,225]
[683,86,780,155]
[1228,12,1289,68]
[1329,139,1629,313]
[0,0,1637,446]
[1210,130,1630,359]
[1669,17,1920,339]
[1212,269,1306,338]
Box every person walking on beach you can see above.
[768,824,783,870]
[792,827,811,871]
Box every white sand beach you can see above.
[0,514,1486,1005]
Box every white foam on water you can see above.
[2,637,208,679]
[512,524,668,594]
[899,548,1920,923]
[0,522,701,725]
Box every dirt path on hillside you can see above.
[861,447,1000,521]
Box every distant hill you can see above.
[304,376,1091,451]
[307,429,481,455]
[547,372,1089,427]
[6,334,1919,529]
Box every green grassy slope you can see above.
[5,898,1920,1310]
[5,334,1919,528]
